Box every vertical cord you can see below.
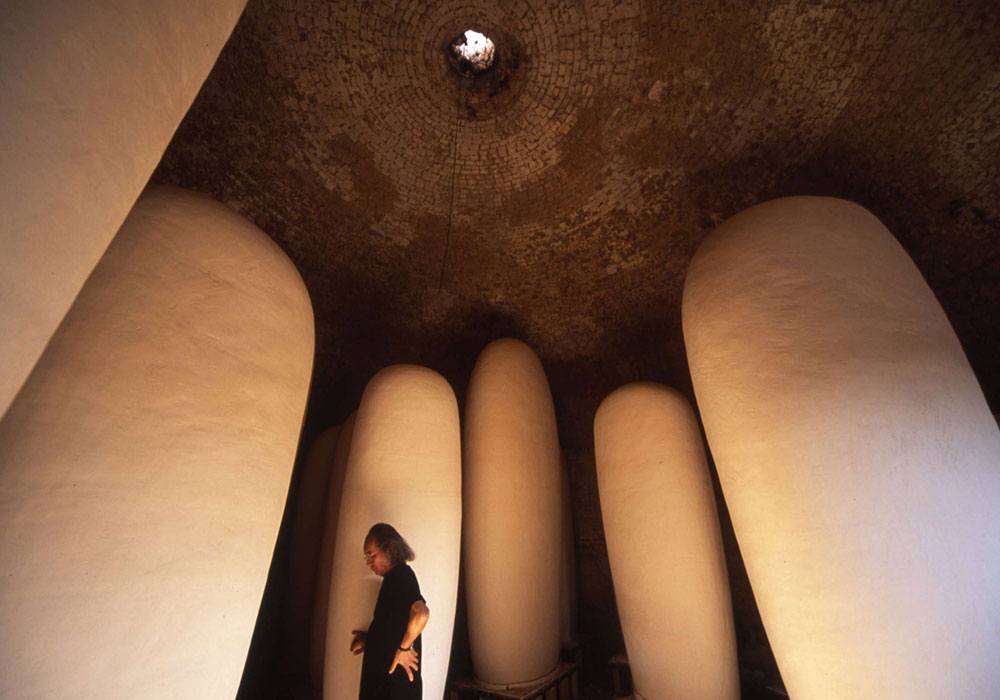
[438,88,463,292]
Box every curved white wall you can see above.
[463,338,562,686]
[311,412,356,691]
[323,366,461,700]
[594,383,738,700]
[683,196,1000,699]
[0,0,246,418]
[0,186,314,698]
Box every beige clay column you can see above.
[285,425,342,685]
[463,338,562,686]
[559,455,579,649]
[683,196,1000,699]
[310,412,356,691]
[0,0,246,418]
[0,186,314,698]
[323,367,461,700]
[594,382,738,700]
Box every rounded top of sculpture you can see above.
[364,364,457,406]
[595,382,692,433]
[468,338,552,410]
[686,196,884,275]
[479,337,535,357]
[472,338,547,377]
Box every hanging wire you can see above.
[438,87,463,292]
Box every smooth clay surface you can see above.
[285,425,342,682]
[0,186,314,698]
[463,338,562,686]
[559,456,578,649]
[0,0,246,418]
[594,382,738,700]
[683,196,1000,699]
[323,366,461,700]
[311,412,356,690]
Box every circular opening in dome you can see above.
[448,29,495,77]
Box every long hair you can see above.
[366,522,415,567]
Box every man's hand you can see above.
[388,646,419,681]
[387,599,429,681]
[349,629,367,655]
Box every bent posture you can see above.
[350,523,430,700]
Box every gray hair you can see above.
[366,522,415,567]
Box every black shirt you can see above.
[359,563,424,700]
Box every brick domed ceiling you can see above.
[154,0,1000,436]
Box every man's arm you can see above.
[388,600,430,681]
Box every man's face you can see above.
[363,537,392,577]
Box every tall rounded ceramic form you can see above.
[0,0,246,418]
[464,338,562,686]
[559,455,579,649]
[594,382,738,700]
[310,412,356,690]
[323,366,461,700]
[285,425,342,683]
[0,186,314,698]
[682,196,1000,699]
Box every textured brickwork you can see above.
[154,0,999,693]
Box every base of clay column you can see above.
[449,661,579,699]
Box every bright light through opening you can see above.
[451,29,495,73]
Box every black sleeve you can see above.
[399,565,425,607]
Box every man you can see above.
[350,523,430,700]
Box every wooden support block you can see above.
[449,661,579,700]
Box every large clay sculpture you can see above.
[559,455,579,649]
[0,0,246,418]
[285,425,342,684]
[463,338,562,686]
[594,382,738,700]
[311,412,356,690]
[0,186,314,698]
[683,196,1000,699]
[323,366,461,700]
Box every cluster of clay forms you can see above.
[3,2,999,697]
[306,339,583,695]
